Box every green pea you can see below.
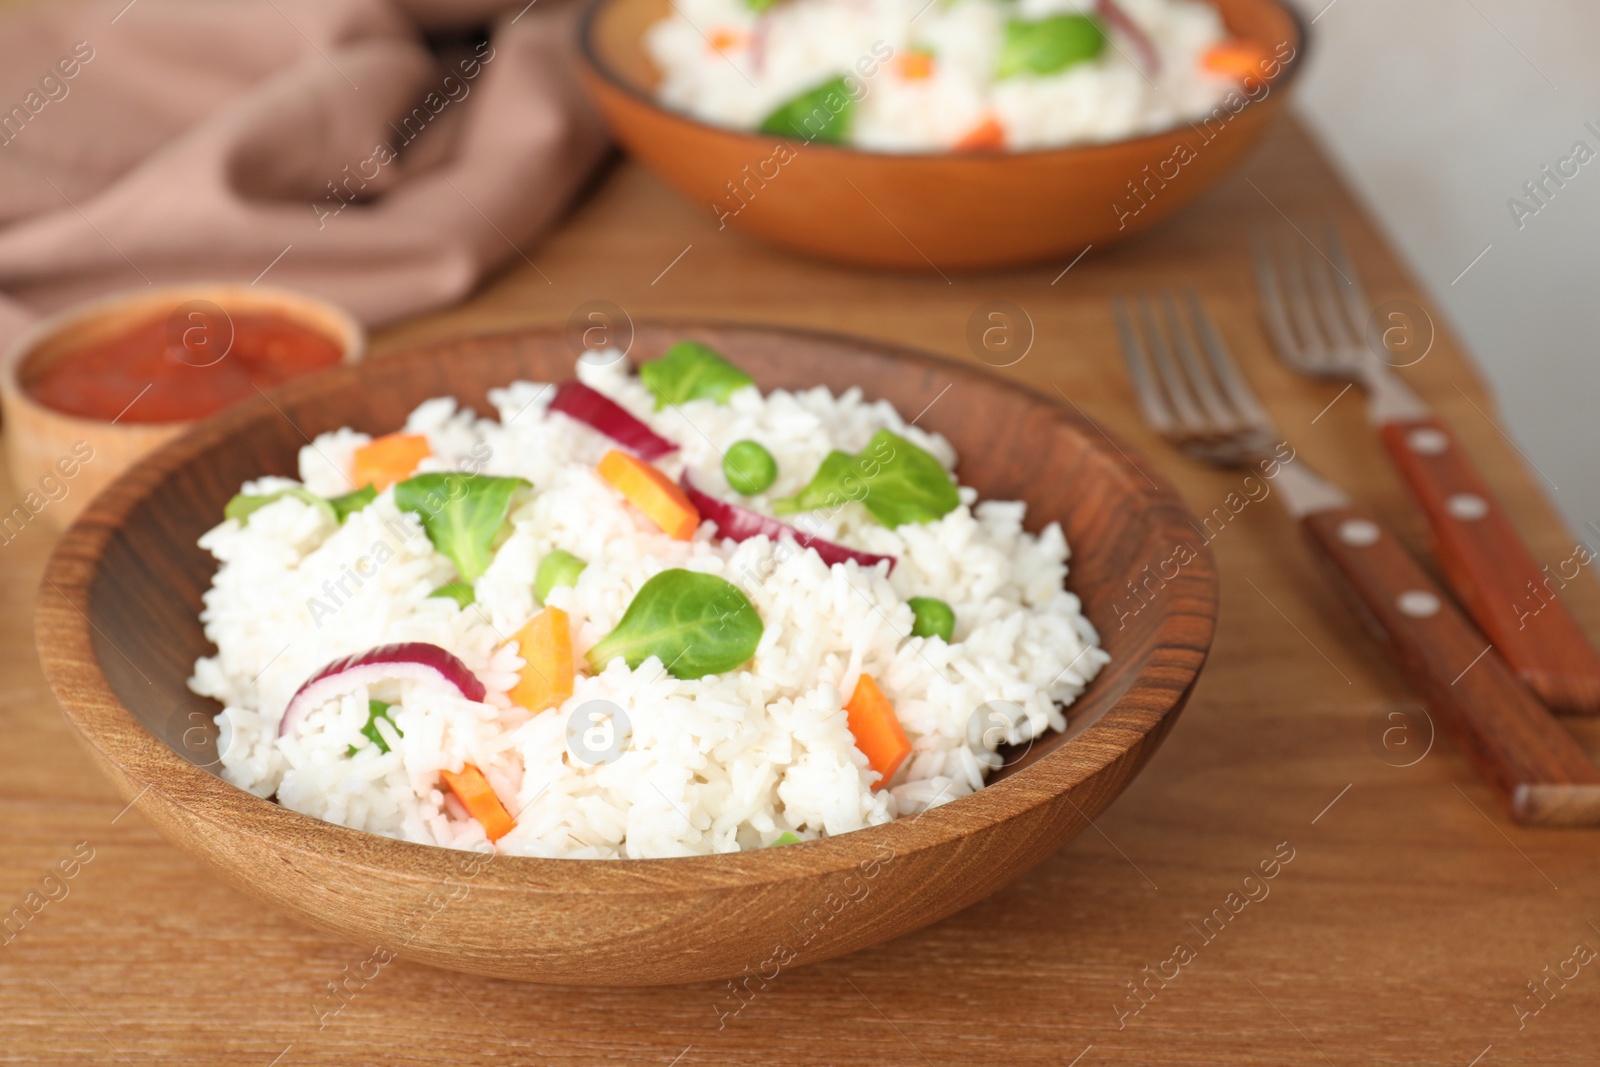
[535,549,587,604]
[908,597,956,642]
[724,440,778,496]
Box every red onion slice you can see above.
[750,11,772,75]
[680,472,896,573]
[1096,0,1161,77]
[278,642,487,738]
[549,380,678,460]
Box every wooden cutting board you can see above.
[4,117,1598,1066]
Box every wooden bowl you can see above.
[36,323,1217,986]
[577,0,1308,270]
[1,284,364,530]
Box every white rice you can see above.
[189,354,1109,858]
[645,0,1240,151]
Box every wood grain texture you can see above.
[1302,505,1600,826]
[578,0,1306,268]
[6,117,1600,1065]
[1379,416,1600,715]
[34,323,1217,985]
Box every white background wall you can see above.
[1286,0,1600,536]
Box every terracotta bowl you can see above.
[576,0,1308,270]
[36,323,1217,986]
[1,284,364,529]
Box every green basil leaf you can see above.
[997,15,1105,79]
[535,549,588,604]
[225,486,337,527]
[394,472,530,583]
[774,429,959,527]
[758,76,854,143]
[587,569,763,680]
[638,341,755,410]
[908,596,956,641]
[328,484,377,522]
[769,831,801,846]
[348,699,401,756]
[430,581,476,608]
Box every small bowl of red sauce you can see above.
[2,285,363,529]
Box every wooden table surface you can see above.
[6,116,1600,1066]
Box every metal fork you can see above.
[1256,228,1600,716]
[1253,226,1429,424]
[1115,291,1600,827]
[1113,291,1340,514]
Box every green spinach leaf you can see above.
[394,472,529,583]
[997,14,1105,79]
[774,429,959,527]
[759,76,854,143]
[775,450,864,513]
[535,549,588,604]
[638,341,755,410]
[348,699,402,756]
[226,483,377,527]
[225,486,337,526]
[430,581,476,607]
[328,484,377,522]
[587,569,763,680]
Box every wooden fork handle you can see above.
[1378,415,1600,716]
[1303,505,1600,826]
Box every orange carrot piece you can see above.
[508,607,574,714]
[1201,40,1270,81]
[352,432,432,491]
[708,27,748,52]
[441,763,516,841]
[845,674,911,790]
[953,117,1005,153]
[597,449,700,540]
[895,51,934,80]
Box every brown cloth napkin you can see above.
[0,0,609,346]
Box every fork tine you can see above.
[1112,296,1176,435]
[1277,231,1333,364]
[1160,291,1237,429]
[1182,291,1275,432]
[1252,232,1309,370]
[1324,224,1374,341]
[1136,295,1208,432]
[1305,243,1362,350]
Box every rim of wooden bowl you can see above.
[36,321,1217,899]
[576,0,1310,164]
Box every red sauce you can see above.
[27,309,345,424]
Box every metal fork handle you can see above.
[1357,357,1429,424]
[1376,415,1600,716]
[1301,503,1600,826]
[1264,454,1350,518]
